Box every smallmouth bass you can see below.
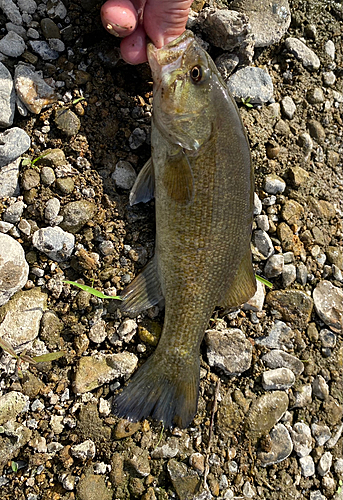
[113,30,256,428]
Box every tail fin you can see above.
[113,353,200,429]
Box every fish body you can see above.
[114,30,256,428]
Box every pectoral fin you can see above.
[218,248,257,310]
[129,158,155,206]
[120,255,164,315]
[162,150,194,205]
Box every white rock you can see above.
[317,451,332,476]
[243,279,265,311]
[299,455,315,477]
[0,31,26,57]
[71,439,96,460]
[262,367,295,390]
[290,422,313,457]
[324,40,335,60]
[32,226,75,262]
[0,233,29,306]
[281,96,296,120]
[0,158,20,198]
[312,375,329,400]
[112,160,137,190]
[264,254,284,278]
[205,328,252,375]
[117,318,137,342]
[0,62,16,127]
[14,63,57,114]
[285,37,320,70]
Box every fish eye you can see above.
[190,65,203,83]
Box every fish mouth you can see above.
[147,30,195,80]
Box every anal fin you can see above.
[129,158,155,206]
[218,247,256,310]
[120,255,164,315]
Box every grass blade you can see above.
[63,280,123,300]
[255,275,273,289]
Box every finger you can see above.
[101,0,138,37]
[143,0,192,47]
[120,24,147,64]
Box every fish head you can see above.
[148,31,217,151]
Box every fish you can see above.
[113,30,256,429]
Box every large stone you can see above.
[266,290,313,330]
[167,459,201,500]
[0,233,29,306]
[205,328,252,375]
[0,158,20,197]
[259,423,293,466]
[313,281,342,332]
[0,391,29,425]
[0,31,26,57]
[0,127,31,168]
[32,226,75,262]
[203,9,251,50]
[285,37,320,70]
[0,62,16,128]
[228,66,274,104]
[245,391,289,443]
[60,200,97,234]
[14,63,57,114]
[0,288,47,351]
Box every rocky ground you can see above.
[0,0,342,499]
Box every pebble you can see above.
[72,352,138,394]
[189,452,205,475]
[334,458,343,474]
[231,0,291,47]
[311,423,331,446]
[266,290,313,330]
[71,440,96,460]
[282,199,304,225]
[313,280,343,332]
[203,9,250,51]
[282,264,296,287]
[262,350,304,375]
[0,221,14,233]
[0,31,26,57]
[245,391,289,443]
[32,226,75,262]
[76,472,112,500]
[307,87,325,104]
[299,455,315,477]
[22,167,40,190]
[49,38,65,52]
[205,328,252,375]
[40,18,61,38]
[0,0,23,24]
[54,107,81,136]
[0,391,29,425]
[128,127,146,149]
[88,319,107,343]
[167,459,200,500]
[228,66,274,104]
[14,63,57,114]
[46,0,67,20]
[264,254,284,278]
[113,419,141,439]
[0,158,20,197]
[310,492,326,500]
[55,177,75,194]
[44,197,60,222]
[290,422,312,457]
[293,384,312,408]
[117,318,137,342]
[323,71,336,86]
[60,200,97,234]
[262,367,295,390]
[259,423,293,466]
[264,174,286,194]
[326,246,343,270]
[324,40,335,60]
[255,214,269,231]
[312,375,329,400]
[281,96,296,119]
[252,229,274,259]
[296,262,308,285]
[253,193,262,215]
[319,329,336,348]
[40,166,56,185]
[0,233,29,306]
[112,160,137,190]
[307,119,326,143]
[28,40,59,60]
[0,287,46,349]
[0,62,15,127]
[0,127,31,168]
[242,481,255,498]
[98,398,111,417]
[298,132,313,159]
[27,28,39,39]
[285,37,320,70]
[255,320,293,350]
[18,218,31,236]
[243,279,265,311]
[215,53,239,80]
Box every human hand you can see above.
[101,0,192,64]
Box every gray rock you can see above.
[151,439,180,459]
[291,422,312,457]
[313,280,343,332]
[5,22,26,39]
[0,221,13,233]
[14,63,57,114]
[293,384,312,408]
[27,27,39,39]
[40,18,61,39]
[253,192,262,215]
[215,53,239,80]
[0,62,15,128]
[298,132,313,160]
[282,264,296,287]
[167,459,201,500]
[0,0,22,25]
[128,127,146,149]
[28,40,59,60]
[256,321,293,350]
[310,492,326,500]
[307,87,325,104]
[76,472,112,500]
[0,158,20,197]
[299,455,315,477]
[334,458,343,474]
[49,38,65,52]
[262,368,295,390]
[203,9,251,51]
[252,229,274,259]
[117,318,137,342]
[242,481,255,498]
[54,108,81,136]
[285,37,320,70]
[21,167,40,190]
[264,254,284,278]
[259,423,293,466]
[3,200,24,223]
[326,423,343,450]
[264,174,286,194]
[245,391,289,443]
[46,0,67,20]
[281,95,296,119]
[296,262,308,285]
[323,71,336,86]
[18,219,31,236]
[262,350,304,375]
[0,421,32,472]
[311,423,331,446]
[0,287,47,350]
[112,160,137,190]
[17,0,37,14]
[0,233,29,306]
[319,329,336,348]
[0,391,29,425]
[228,66,274,104]
[0,127,30,168]
[0,31,26,57]
[98,240,114,256]
[205,328,252,375]
[89,319,107,344]
[40,166,56,185]
[60,200,97,234]
[32,226,75,262]
[255,214,269,231]
[312,375,329,400]
[231,0,291,47]
[71,440,96,460]
[324,40,335,60]
[72,352,138,394]
[45,197,60,222]
[243,279,265,311]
